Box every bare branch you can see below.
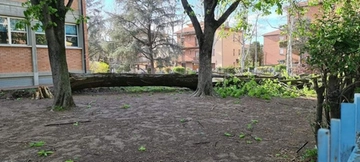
[181,0,203,36]
[216,0,240,28]
[66,0,74,9]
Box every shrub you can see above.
[173,66,186,74]
[223,66,236,74]
[274,64,286,72]
[186,68,196,74]
[215,76,315,99]
[164,67,172,74]
[90,61,109,73]
[256,66,274,73]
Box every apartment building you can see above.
[175,23,242,71]
[262,1,321,66]
[0,0,88,88]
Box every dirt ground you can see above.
[0,89,317,162]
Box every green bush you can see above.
[215,76,315,99]
[186,68,196,74]
[173,66,186,74]
[223,66,236,74]
[274,64,286,72]
[90,61,109,73]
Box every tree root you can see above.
[191,88,219,97]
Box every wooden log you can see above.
[69,73,199,91]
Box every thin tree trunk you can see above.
[313,77,325,145]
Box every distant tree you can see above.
[86,0,107,62]
[181,0,283,96]
[111,0,182,74]
[22,0,83,109]
[248,41,263,67]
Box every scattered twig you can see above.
[44,120,91,127]
[211,105,216,110]
[296,141,308,153]
[193,141,210,145]
[214,141,219,147]
[197,120,205,128]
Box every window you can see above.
[35,22,46,45]
[0,17,27,45]
[233,49,235,56]
[65,24,78,47]
[238,49,241,56]
[280,48,284,55]
[278,60,285,64]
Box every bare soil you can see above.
[0,90,317,162]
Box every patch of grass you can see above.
[121,104,131,109]
[254,137,262,141]
[246,140,252,144]
[65,160,74,162]
[224,132,233,137]
[29,141,45,147]
[239,133,246,139]
[180,118,187,123]
[53,106,65,111]
[301,148,317,162]
[37,150,54,157]
[73,122,79,126]
[138,146,146,152]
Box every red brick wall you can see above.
[11,0,79,10]
[0,47,32,73]
[263,34,283,65]
[37,48,83,72]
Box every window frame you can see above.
[65,24,79,48]
[0,16,28,46]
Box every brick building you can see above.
[175,23,242,70]
[0,0,88,88]
[262,1,321,66]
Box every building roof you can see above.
[262,30,281,36]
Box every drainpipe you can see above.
[80,0,87,73]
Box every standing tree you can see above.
[112,0,182,74]
[22,0,79,109]
[181,0,283,96]
[248,41,263,67]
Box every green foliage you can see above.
[138,146,146,152]
[53,106,65,111]
[37,150,54,157]
[90,61,109,73]
[186,68,196,74]
[172,66,186,74]
[222,66,236,74]
[256,66,273,74]
[224,132,233,137]
[215,76,315,99]
[112,86,184,93]
[73,122,79,126]
[121,104,131,109]
[274,64,286,73]
[301,148,317,162]
[29,141,45,147]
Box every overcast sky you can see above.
[102,0,287,44]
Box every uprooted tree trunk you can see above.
[69,73,200,91]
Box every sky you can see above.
[102,0,286,44]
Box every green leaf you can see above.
[138,146,146,151]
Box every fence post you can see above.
[318,128,330,162]
[340,103,356,161]
[330,119,341,162]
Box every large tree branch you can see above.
[181,0,203,36]
[216,0,240,28]
[66,0,74,9]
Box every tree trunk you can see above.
[327,74,340,119]
[42,6,75,109]
[70,73,200,91]
[313,77,325,145]
[150,58,156,74]
[192,27,215,97]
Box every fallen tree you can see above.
[70,73,199,91]
[69,73,320,91]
